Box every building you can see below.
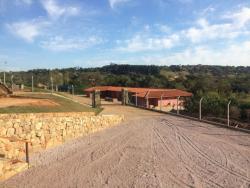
[84,86,192,110]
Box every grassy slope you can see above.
[0,93,101,114]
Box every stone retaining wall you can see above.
[0,112,124,161]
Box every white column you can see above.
[177,96,180,114]
[146,91,150,108]
[146,96,149,108]
[160,95,163,111]
[135,92,138,106]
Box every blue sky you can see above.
[0,0,250,70]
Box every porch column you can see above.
[122,88,128,105]
[146,91,150,108]
[146,96,149,108]
[135,92,138,106]
[160,95,163,111]
[177,96,180,114]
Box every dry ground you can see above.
[0,93,98,114]
[0,97,59,108]
[62,94,163,120]
[1,110,250,188]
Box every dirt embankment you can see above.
[1,114,250,188]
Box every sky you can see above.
[0,0,250,70]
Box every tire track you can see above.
[163,118,250,184]
[179,131,250,183]
[156,121,224,187]
[152,127,194,187]
[153,126,225,188]
[151,122,163,188]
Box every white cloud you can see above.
[41,0,79,19]
[155,24,171,33]
[16,0,33,5]
[109,0,131,9]
[225,7,250,28]
[40,36,103,51]
[118,33,179,52]
[6,20,49,42]
[183,19,241,43]
[199,6,215,16]
[140,41,250,66]
[116,7,250,52]
[183,11,250,43]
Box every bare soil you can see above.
[1,113,250,188]
[0,97,59,108]
[63,94,163,120]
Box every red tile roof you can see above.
[84,86,192,98]
[134,90,192,98]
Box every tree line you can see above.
[1,64,250,122]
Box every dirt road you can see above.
[61,93,163,120]
[2,114,250,188]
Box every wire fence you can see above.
[127,92,250,132]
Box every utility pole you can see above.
[50,75,54,93]
[11,74,14,91]
[3,72,5,85]
[227,100,231,126]
[1,61,7,85]
[32,75,34,92]
[177,96,180,114]
[199,97,204,120]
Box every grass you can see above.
[0,93,102,114]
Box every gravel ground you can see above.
[1,114,250,188]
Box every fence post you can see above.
[72,85,74,95]
[177,96,180,114]
[227,100,231,126]
[25,142,29,166]
[92,90,101,108]
[199,97,204,120]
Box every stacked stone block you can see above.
[0,112,124,179]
